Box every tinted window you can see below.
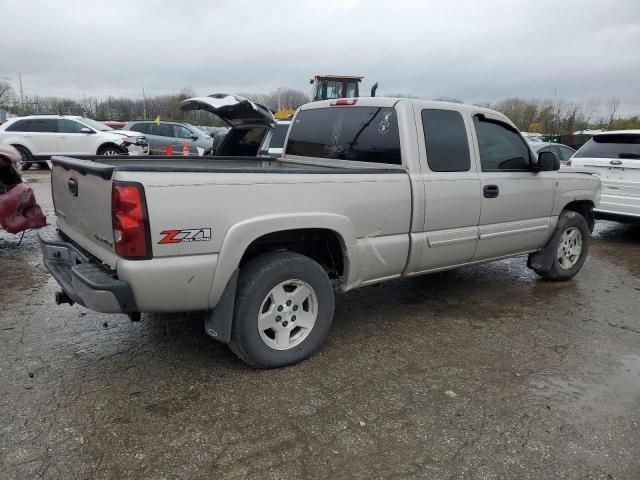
[28,119,58,133]
[5,119,30,132]
[422,109,470,172]
[58,119,85,133]
[574,134,640,159]
[269,123,289,149]
[128,123,150,134]
[287,107,401,165]
[150,123,174,137]
[474,117,531,170]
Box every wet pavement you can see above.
[1,170,639,479]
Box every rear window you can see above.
[575,134,640,159]
[286,106,401,164]
[5,119,30,132]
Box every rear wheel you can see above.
[531,210,589,281]
[13,145,33,170]
[229,251,335,368]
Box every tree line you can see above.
[1,79,638,132]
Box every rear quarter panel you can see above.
[114,170,412,309]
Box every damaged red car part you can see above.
[0,145,47,234]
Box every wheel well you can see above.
[563,200,595,232]
[240,229,346,281]
[97,143,125,154]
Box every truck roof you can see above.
[299,97,515,128]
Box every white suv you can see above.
[569,130,640,222]
[0,115,149,169]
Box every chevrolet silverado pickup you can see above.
[38,95,601,368]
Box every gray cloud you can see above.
[1,0,639,115]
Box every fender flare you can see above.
[207,212,356,308]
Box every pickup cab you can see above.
[39,96,601,368]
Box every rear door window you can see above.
[28,119,59,133]
[421,109,470,172]
[287,106,401,165]
[575,134,640,159]
[474,116,531,171]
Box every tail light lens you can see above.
[111,182,151,259]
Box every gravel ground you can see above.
[1,169,639,479]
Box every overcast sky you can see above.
[1,0,639,115]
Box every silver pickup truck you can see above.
[39,95,601,368]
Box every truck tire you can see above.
[530,210,589,281]
[229,251,335,368]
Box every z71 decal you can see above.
[158,228,212,244]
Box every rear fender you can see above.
[208,213,355,307]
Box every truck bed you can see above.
[51,155,405,179]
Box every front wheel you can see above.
[229,251,335,368]
[98,145,124,156]
[531,210,589,281]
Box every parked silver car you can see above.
[124,121,215,155]
[530,142,576,165]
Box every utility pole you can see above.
[18,72,24,114]
[142,87,147,119]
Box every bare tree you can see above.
[606,96,620,129]
[0,80,14,107]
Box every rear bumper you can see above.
[595,210,640,224]
[38,226,135,313]
[595,193,640,223]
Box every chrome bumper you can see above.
[38,227,136,313]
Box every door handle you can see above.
[483,185,499,198]
[609,160,622,166]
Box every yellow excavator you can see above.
[274,74,378,119]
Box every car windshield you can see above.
[80,118,113,131]
[575,134,640,159]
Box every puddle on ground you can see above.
[530,354,640,418]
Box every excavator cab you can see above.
[310,75,365,102]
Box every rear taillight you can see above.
[330,98,358,106]
[111,182,151,259]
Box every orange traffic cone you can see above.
[163,145,173,156]
[182,142,190,156]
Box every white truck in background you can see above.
[39,95,601,368]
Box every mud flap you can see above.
[204,268,239,343]
[527,211,577,273]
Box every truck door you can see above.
[415,108,482,272]
[471,115,555,260]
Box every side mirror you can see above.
[536,151,560,171]
[80,127,94,134]
[190,134,199,141]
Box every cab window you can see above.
[474,116,531,171]
[58,119,85,133]
[422,109,470,172]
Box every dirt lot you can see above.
[1,169,639,480]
